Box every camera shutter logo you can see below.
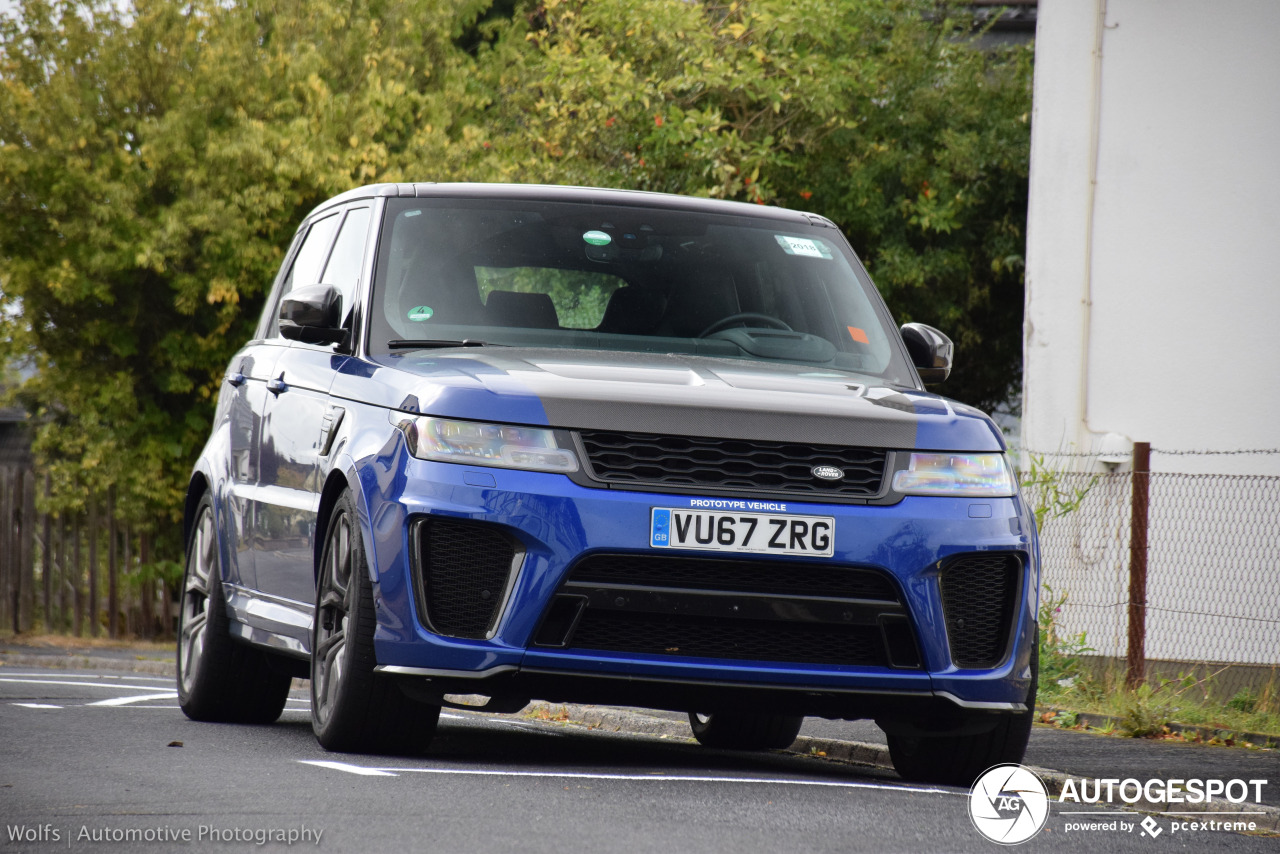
[969,764,1050,845]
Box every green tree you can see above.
[2,0,1031,552]
[0,0,487,545]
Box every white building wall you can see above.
[1024,0,1280,668]
[1024,0,1280,476]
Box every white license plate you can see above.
[649,508,835,558]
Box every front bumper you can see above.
[363,455,1038,718]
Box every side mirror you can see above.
[279,284,347,346]
[900,322,953,384]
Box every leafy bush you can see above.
[1037,584,1093,690]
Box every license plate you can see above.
[649,508,835,557]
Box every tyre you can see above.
[688,712,804,750]
[887,646,1038,788]
[311,490,440,754]
[177,492,292,723]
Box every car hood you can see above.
[347,348,1004,452]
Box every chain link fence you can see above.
[1022,456,1280,698]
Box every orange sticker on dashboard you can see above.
[847,326,870,344]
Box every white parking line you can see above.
[86,692,179,706]
[11,703,63,709]
[297,759,956,795]
[301,761,397,777]
[0,677,175,692]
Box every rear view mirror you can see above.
[279,284,347,346]
[900,323,953,384]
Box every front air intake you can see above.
[532,553,921,669]
[410,517,522,639]
[938,553,1020,669]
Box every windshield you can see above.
[369,196,915,384]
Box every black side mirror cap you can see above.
[900,322,953,384]
[279,284,347,346]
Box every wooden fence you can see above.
[0,463,174,639]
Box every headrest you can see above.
[486,291,560,329]
[598,287,667,335]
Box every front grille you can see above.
[577,430,888,498]
[535,553,920,669]
[412,517,520,639]
[939,553,1020,668]
[570,554,900,601]
[570,611,884,666]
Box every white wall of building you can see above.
[1024,0,1280,476]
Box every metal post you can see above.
[1126,441,1151,689]
[0,467,10,631]
[72,515,83,637]
[19,468,36,632]
[140,531,153,639]
[58,515,70,632]
[88,498,99,638]
[107,487,118,639]
[42,474,52,631]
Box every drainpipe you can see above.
[1078,0,1109,448]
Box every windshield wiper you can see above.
[387,339,503,350]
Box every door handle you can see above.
[266,374,287,396]
[226,372,246,387]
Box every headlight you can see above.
[396,415,578,473]
[892,452,1015,497]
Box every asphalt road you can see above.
[0,666,1274,853]
[796,718,1280,809]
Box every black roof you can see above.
[306,183,835,228]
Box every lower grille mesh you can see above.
[539,553,916,668]
[569,554,900,601]
[414,517,518,639]
[569,611,885,666]
[939,553,1019,668]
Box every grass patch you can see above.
[1037,591,1280,742]
[0,631,173,653]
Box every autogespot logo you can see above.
[969,764,1050,845]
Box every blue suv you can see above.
[177,183,1038,786]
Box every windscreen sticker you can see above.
[583,230,612,246]
[847,326,870,344]
[774,234,832,259]
[407,305,434,321]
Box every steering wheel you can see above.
[698,313,794,337]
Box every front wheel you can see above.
[688,712,804,750]
[887,648,1038,787]
[177,493,291,723]
[310,490,440,754]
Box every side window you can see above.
[320,207,371,323]
[282,212,341,295]
[259,212,340,340]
